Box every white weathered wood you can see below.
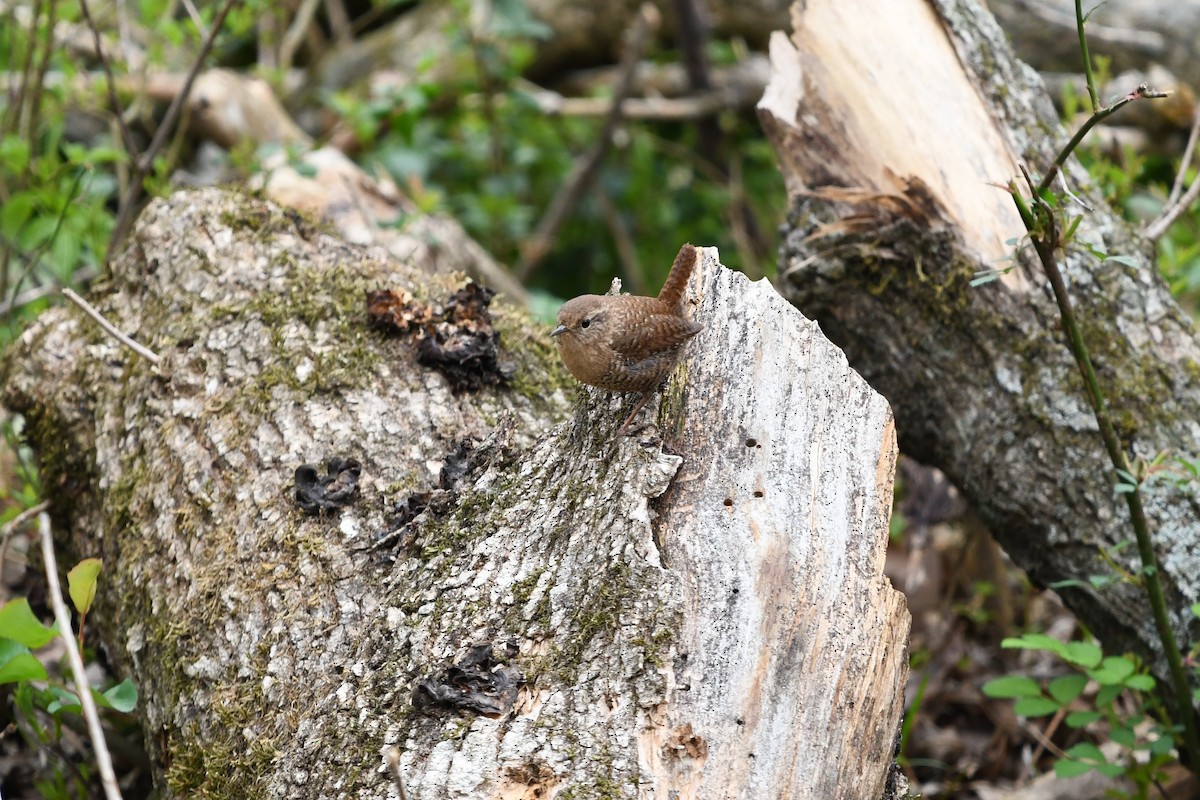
[758,0,1026,270]
[655,248,908,797]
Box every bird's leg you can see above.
[615,391,654,437]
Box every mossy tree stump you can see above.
[2,188,906,798]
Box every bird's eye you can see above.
[581,318,591,329]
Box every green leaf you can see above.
[0,191,35,240]
[1148,734,1175,755]
[982,675,1043,699]
[1114,468,1137,484]
[45,686,81,715]
[1066,711,1103,728]
[1063,641,1103,669]
[1089,655,1135,685]
[1065,742,1106,762]
[1048,673,1087,704]
[0,135,31,172]
[1054,758,1095,778]
[1014,697,1060,717]
[0,652,48,683]
[1105,254,1140,269]
[1049,579,1090,590]
[0,637,27,665]
[1063,214,1082,242]
[1110,726,1136,747]
[1191,603,1200,619]
[67,558,103,616]
[1124,674,1155,692]
[1096,683,1122,707]
[1001,633,1066,658]
[101,678,138,712]
[0,599,56,648]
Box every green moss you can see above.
[548,561,636,684]
[510,570,543,609]
[492,302,575,402]
[631,626,675,670]
[555,743,627,800]
[1075,313,1174,441]
[164,717,276,799]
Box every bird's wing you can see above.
[609,315,702,361]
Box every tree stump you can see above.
[1,188,907,798]
[757,0,1200,681]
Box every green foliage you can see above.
[982,633,1183,793]
[1074,138,1200,313]
[0,598,57,649]
[331,0,782,299]
[67,558,103,617]
[0,559,139,798]
[0,1,121,346]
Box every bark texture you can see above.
[758,0,1200,682]
[1,189,907,797]
[989,0,1200,90]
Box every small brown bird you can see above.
[551,243,702,432]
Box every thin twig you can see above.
[37,513,124,800]
[514,4,659,281]
[108,0,241,253]
[1075,0,1100,112]
[671,0,720,160]
[1145,170,1200,242]
[62,288,161,364]
[1035,83,1168,197]
[1166,106,1200,207]
[526,86,743,120]
[322,0,352,44]
[279,0,322,70]
[384,747,408,800]
[1018,156,1200,772]
[0,502,49,542]
[0,501,49,592]
[5,170,88,340]
[1145,106,1200,241]
[0,266,98,319]
[24,0,57,150]
[727,154,764,279]
[77,0,138,158]
[138,0,238,175]
[1056,169,1091,211]
[1027,705,1069,764]
[179,0,208,34]
[2,0,39,137]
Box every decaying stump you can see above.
[758,0,1200,682]
[1,188,907,798]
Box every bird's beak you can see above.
[550,325,566,338]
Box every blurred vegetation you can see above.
[321,4,783,304]
[0,0,120,346]
[1081,143,1200,311]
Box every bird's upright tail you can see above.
[657,243,697,310]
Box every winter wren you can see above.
[551,243,701,423]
